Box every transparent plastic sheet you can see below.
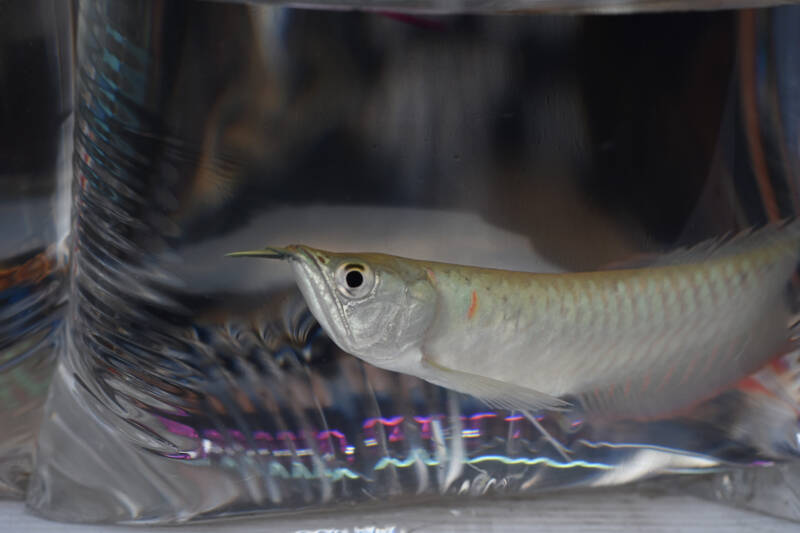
[0,0,73,498]
[26,0,800,524]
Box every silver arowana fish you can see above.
[229,221,800,420]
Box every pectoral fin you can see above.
[420,358,570,412]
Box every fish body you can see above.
[230,221,800,419]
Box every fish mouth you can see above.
[290,246,354,345]
[227,245,353,346]
[225,246,295,259]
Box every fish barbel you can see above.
[229,221,800,419]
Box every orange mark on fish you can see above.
[467,290,478,320]
[700,339,728,376]
[769,357,790,375]
[640,373,651,393]
[654,361,678,393]
[678,348,703,386]
[425,268,437,284]
[735,376,775,398]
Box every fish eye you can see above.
[335,262,374,298]
[345,269,363,288]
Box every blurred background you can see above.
[1,0,798,526]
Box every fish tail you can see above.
[738,348,800,411]
[723,349,800,458]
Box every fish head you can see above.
[228,245,438,364]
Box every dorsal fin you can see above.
[609,219,800,271]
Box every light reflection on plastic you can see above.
[318,429,348,454]
[372,450,612,471]
[159,409,555,461]
[156,414,692,483]
[363,416,404,429]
